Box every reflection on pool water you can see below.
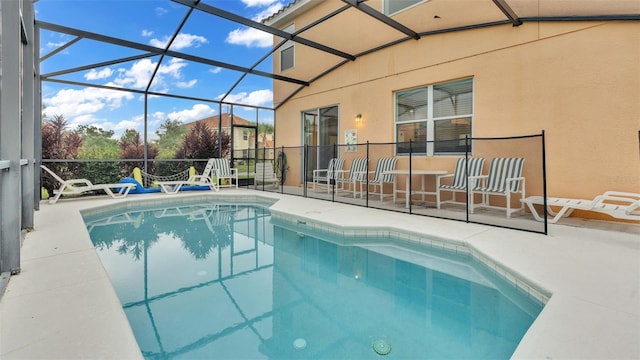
[83,200,544,359]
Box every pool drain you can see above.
[372,339,391,355]
[293,338,307,350]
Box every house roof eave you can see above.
[262,0,325,27]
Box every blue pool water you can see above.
[83,200,543,359]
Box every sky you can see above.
[35,0,287,139]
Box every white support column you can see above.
[21,0,36,229]
[0,0,24,274]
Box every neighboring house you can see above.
[258,136,276,160]
[264,0,640,221]
[183,113,275,158]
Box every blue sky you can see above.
[35,0,285,138]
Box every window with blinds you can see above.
[384,0,428,16]
[280,24,295,72]
[394,78,473,155]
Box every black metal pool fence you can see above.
[250,132,547,234]
[40,132,547,234]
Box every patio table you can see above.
[383,169,448,208]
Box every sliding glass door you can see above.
[302,106,339,182]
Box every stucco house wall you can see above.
[268,1,639,221]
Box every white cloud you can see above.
[142,29,153,37]
[84,68,114,80]
[157,57,188,78]
[149,33,208,50]
[104,112,167,137]
[112,58,187,90]
[92,112,160,138]
[242,0,278,6]
[209,67,223,74]
[148,111,168,128]
[46,41,68,48]
[173,33,208,49]
[222,89,273,107]
[43,87,134,121]
[166,104,217,123]
[113,59,156,88]
[109,119,139,132]
[155,7,168,16]
[226,27,272,48]
[176,79,197,88]
[69,114,99,127]
[227,1,283,44]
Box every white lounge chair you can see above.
[522,191,640,223]
[254,161,279,188]
[41,165,136,204]
[336,158,368,198]
[155,159,218,194]
[211,158,238,189]
[469,157,525,218]
[312,158,345,193]
[437,157,485,209]
[361,157,397,202]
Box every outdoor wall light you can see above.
[451,118,470,125]
[355,113,362,123]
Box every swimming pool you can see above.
[83,199,544,359]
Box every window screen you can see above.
[280,24,295,72]
[384,0,426,15]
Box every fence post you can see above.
[304,145,308,197]
[332,143,337,200]
[409,139,413,212]
[541,130,548,235]
[280,146,285,194]
[365,141,370,207]
[464,135,471,223]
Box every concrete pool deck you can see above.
[0,189,638,359]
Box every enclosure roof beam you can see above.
[220,4,352,103]
[491,0,523,26]
[172,0,356,61]
[41,53,156,78]
[43,78,275,111]
[145,0,198,92]
[341,0,420,40]
[39,36,81,62]
[36,21,309,86]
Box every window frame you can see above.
[280,23,295,72]
[394,77,474,156]
[383,0,428,16]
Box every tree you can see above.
[42,114,82,160]
[175,122,230,173]
[257,123,274,148]
[155,118,188,176]
[257,123,274,135]
[119,129,158,176]
[76,125,121,184]
[41,114,83,194]
[156,119,187,156]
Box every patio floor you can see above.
[0,189,638,359]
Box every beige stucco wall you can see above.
[272,10,639,221]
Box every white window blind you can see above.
[280,24,295,72]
